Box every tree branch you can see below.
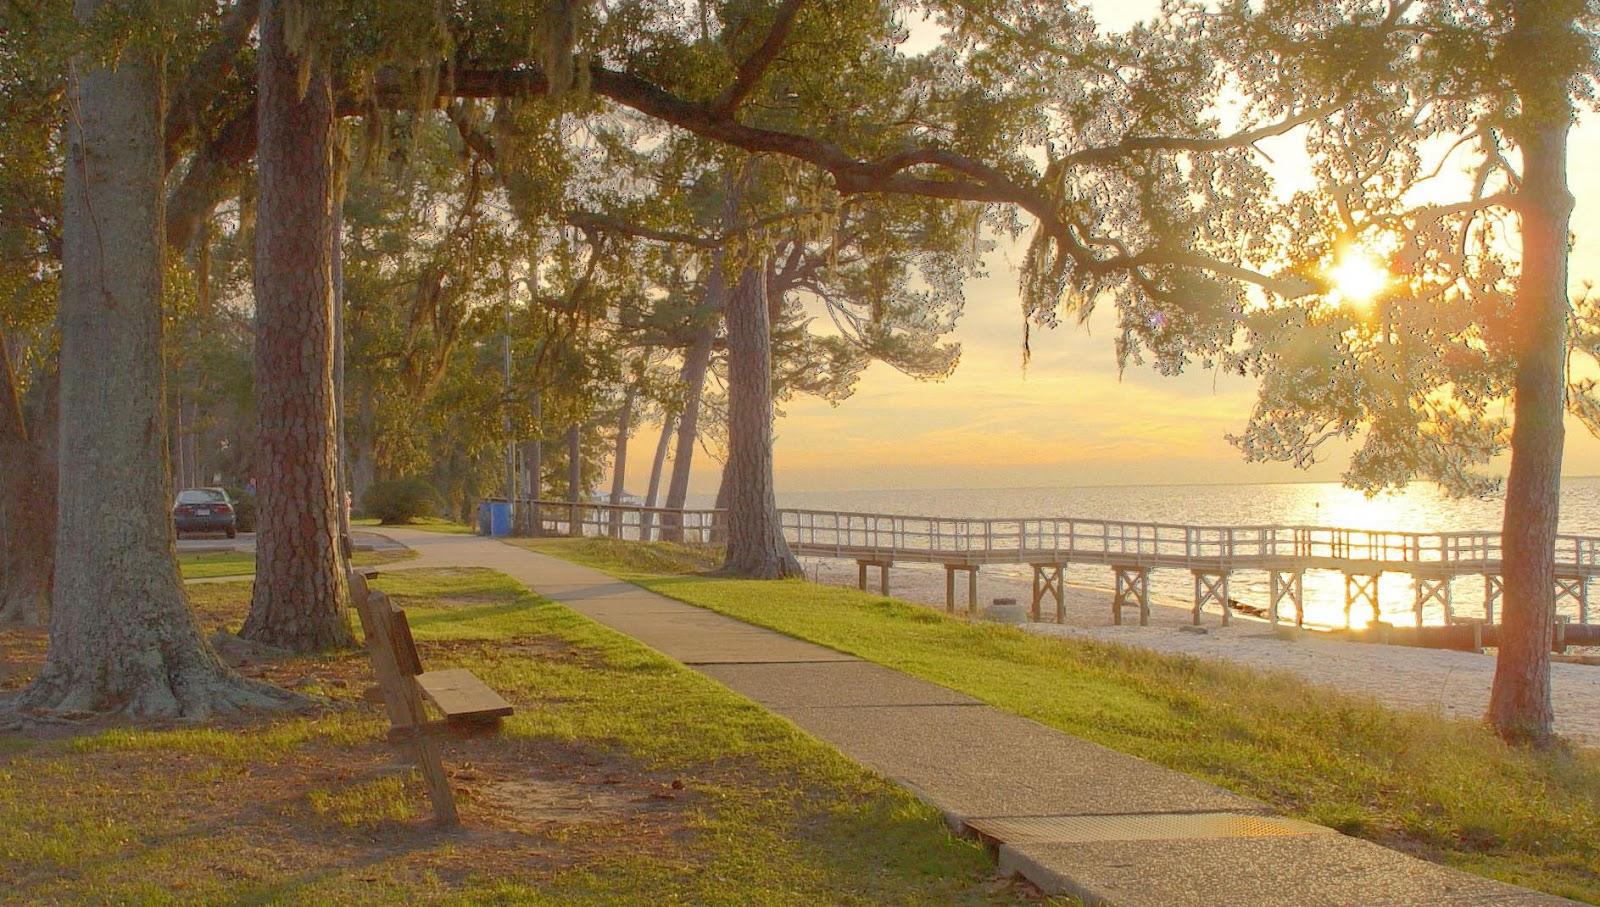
[163,0,260,168]
[711,0,807,116]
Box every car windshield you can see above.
[176,489,227,505]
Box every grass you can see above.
[526,536,1600,904]
[178,547,417,579]
[352,516,475,534]
[0,568,1050,906]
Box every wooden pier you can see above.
[518,500,1600,629]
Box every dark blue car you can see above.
[173,487,237,539]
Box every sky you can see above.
[629,1,1600,496]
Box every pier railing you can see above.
[516,499,1600,575]
[777,508,1600,574]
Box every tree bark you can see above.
[566,423,583,536]
[240,0,353,652]
[722,263,801,578]
[609,387,636,536]
[1487,0,1581,745]
[523,391,542,536]
[0,339,51,626]
[662,320,715,541]
[332,143,351,555]
[640,413,675,541]
[10,1,296,719]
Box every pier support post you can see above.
[1555,574,1590,624]
[1269,570,1304,627]
[1343,572,1382,627]
[1112,565,1151,626]
[944,564,979,614]
[1412,574,1453,627]
[856,559,892,596]
[1190,570,1231,626]
[1483,575,1501,624]
[1031,563,1066,623]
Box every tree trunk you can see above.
[664,172,743,539]
[332,146,351,555]
[722,263,801,578]
[1488,0,1581,744]
[609,387,636,536]
[10,4,296,719]
[566,423,583,537]
[0,339,50,626]
[640,414,675,541]
[662,322,715,541]
[240,0,353,652]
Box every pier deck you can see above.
[519,500,1600,629]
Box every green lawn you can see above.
[352,516,475,534]
[527,537,1600,904]
[178,547,417,579]
[0,568,1050,905]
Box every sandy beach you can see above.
[798,556,1600,747]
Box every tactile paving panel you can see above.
[966,812,1334,845]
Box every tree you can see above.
[1199,0,1595,743]
[722,260,802,575]
[1487,0,1591,743]
[10,0,296,719]
[239,0,354,653]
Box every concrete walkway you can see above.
[376,528,1576,907]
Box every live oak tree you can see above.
[9,0,299,719]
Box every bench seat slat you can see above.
[415,668,514,722]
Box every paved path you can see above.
[376,528,1576,907]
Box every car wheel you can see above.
[226,527,237,539]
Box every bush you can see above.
[362,477,439,525]
[223,486,258,532]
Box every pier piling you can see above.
[1190,570,1231,626]
[1031,563,1066,623]
[1113,565,1151,626]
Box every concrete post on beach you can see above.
[1112,565,1151,626]
[1190,569,1231,626]
[1030,563,1066,623]
[856,559,892,596]
[944,564,979,614]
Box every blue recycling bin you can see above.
[487,500,514,537]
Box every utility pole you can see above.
[503,288,517,514]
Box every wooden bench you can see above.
[349,569,514,826]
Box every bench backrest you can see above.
[350,570,424,676]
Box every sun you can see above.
[1327,249,1392,308]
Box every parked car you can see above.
[173,487,237,538]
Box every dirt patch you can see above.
[0,626,48,693]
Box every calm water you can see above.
[748,480,1600,627]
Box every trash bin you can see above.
[477,501,493,536]
[487,500,513,537]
